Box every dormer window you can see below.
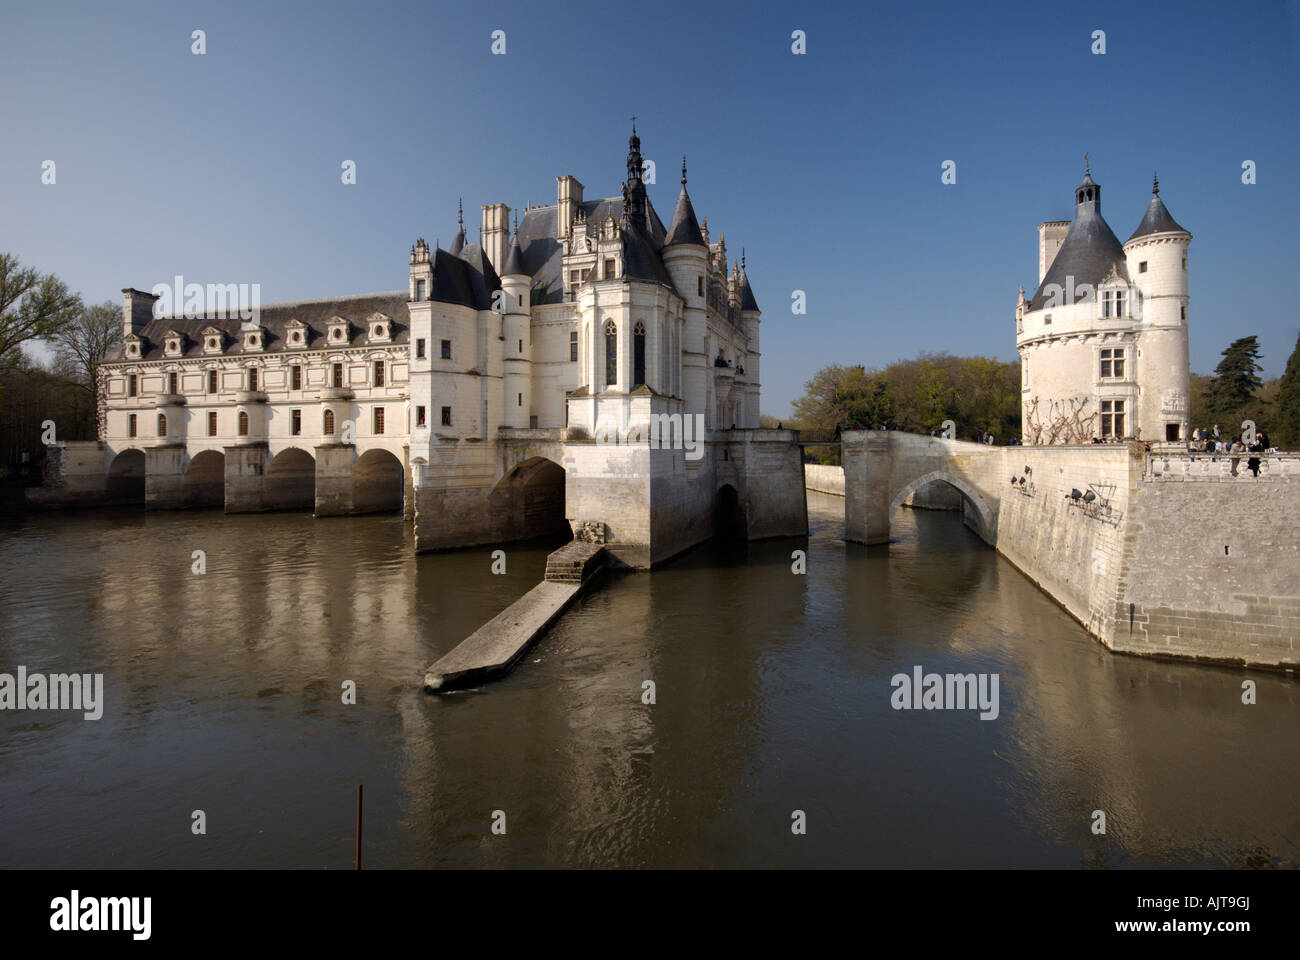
[328,318,350,344]
[163,330,184,356]
[244,327,265,352]
[368,314,392,343]
[1101,289,1125,319]
[285,319,308,348]
[201,327,225,355]
[124,335,142,359]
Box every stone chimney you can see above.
[1037,221,1069,286]
[481,203,511,274]
[121,288,159,339]
[556,176,583,239]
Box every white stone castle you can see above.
[78,125,807,566]
[1016,162,1192,444]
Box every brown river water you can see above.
[0,491,1296,868]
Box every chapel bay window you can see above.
[1100,400,1125,439]
[604,321,617,389]
[323,409,336,435]
[633,321,646,388]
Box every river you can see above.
[0,492,1295,868]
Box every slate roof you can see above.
[664,185,705,247]
[514,196,672,303]
[107,291,411,361]
[739,270,759,312]
[1127,194,1189,242]
[501,235,528,277]
[1028,202,1128,312]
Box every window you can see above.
[248,368,258,391]
[332,363,343,388]
[1044,314,1052,325]
[323,409,335,435]
[207,369,218,394]
[168,372,178,394]
[1115,290,1125,317]
[1166,423,1181,442]
[207,411,217,436]
[416,280,426,300]
[633,321,646,388]
[291,365,302,390]
[605,259,615,280]
[440,339,451,359]
[128,414,137,438]
[1100,347,1125,379]
[291,409,301,436]
[237,411,249,436]
[157,414,166,437]
[1139,261,1148,273]
[518,339,523,352]
[1100,399,1125,438]
[416,338,426,359]
[697,276,703,297]
[517,392,522,407]
[374,361,385,387]
[570,331,578,362]
[441,406,452,426]
[373,407,385,434]
[1180,305,1186,321]
[128,375,137,397]
[1182,257,1186,270]
[1102,290,1113,318]
[604,321,617,388]
[416,405,426,428]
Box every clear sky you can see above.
[2,0,1296,417]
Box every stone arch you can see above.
[107,448,146,504]
[183,450,225,508]
[714,482,744,537]
[352,448,404,514]
[265,447,315,511]
[490,455,568,540]
[888,469,995,541]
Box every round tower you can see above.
[500,221,532,430]
[660,156,709,416]
[1124,173,1192,442]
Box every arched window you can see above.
[157,414,167,437]
[604,321,617,389]
[323,409,335,435]
[633,321,646,388]
[237,411,249,436]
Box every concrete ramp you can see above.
[422,542,605,692]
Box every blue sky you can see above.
[2,0,1296,417]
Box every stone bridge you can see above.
[842,431,1005,545]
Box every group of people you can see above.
[1190,424,1272,477]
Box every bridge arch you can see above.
[352,448,404,514]
[889,469,995,541]
[265,447,315,511]
[183,449,225,508]
[490,455,568,540]
[107,448,146,504]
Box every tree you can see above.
[0,253,83,366]
[47,300,121,438]
[1204,335,1263,422]
[1275,331,1300,449]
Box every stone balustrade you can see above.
[1144,451,1300,481]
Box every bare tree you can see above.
[47,300,121,439]
[0,253,82,365]
[1024,395,1097,445]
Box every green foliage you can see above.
[790,353,1022,460]
[1204,335,1263,421]
[1274,332,1300,449]
[0,253,83,365]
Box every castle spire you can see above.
[1153,171,1160,195]
[664,151,704,247]
[622,118,648,230]
[450,198,467,256]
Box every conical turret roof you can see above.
[1127,175,1189,242]
[664,157,705,247]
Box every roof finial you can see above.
[1152,171,1159,195]
[631,113,637,136]
[741,248,746,270]
[681,154,687,185]
[512,209,519,236]
[457,197,463,227]
[1084,152,1090,177]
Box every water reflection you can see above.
[0,496,1295,868]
